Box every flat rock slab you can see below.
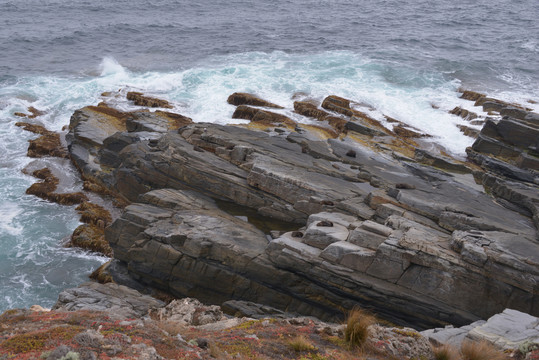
[422,309,539,350]
[467,309,539,349]
[53,281,164,319]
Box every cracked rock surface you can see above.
[66,94,539,329]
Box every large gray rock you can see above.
[469,114,539,186]
[467,309,539,350]
[53,281,164,318]
[422,309,539,352]
[66,106,539,330]
[421,320,486,347]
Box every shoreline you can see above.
[1,86,538,358]
[10,88,538,326]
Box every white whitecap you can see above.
[99,56,127,77]
[0,202,24,236]
[521,40,538,53]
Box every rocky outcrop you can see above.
[53,281,165,318]
[460,96,539,239]
[65,93,539,330]
[422,308,539,355]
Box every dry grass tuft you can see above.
[343,307,376,348]
[433,344,460,360]
[461,340,508,360]
[288,335,317,352]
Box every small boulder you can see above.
[127,92,173,108]
[227,92,283,108]
[293,101,329,120]
[460,90,485,102]
[322,95,353,116]
[232,105,295,126]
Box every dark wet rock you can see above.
[16,122,68,158]
[470,133,521,159]
[517,152,539,171]
[497,117,539,148]
[15,122,49,134]
[322,95,354,116]
[481,100,506,113]
[459,90,485,102]
[227,92,283,108]
[28,132,68,158]
[293,101,349,135]
[293,101,330,120]
[393,124,427,138]
[457,124,480,138]
[126,91,173,108]
[450,106,478,120]
[467,150,537,183]
[26,168,88,205]
[345,116,387,136]
[414,149,471,173]
[468,113,539,186]
[13,106,45,119]
[232,105,295,126]
[76,201,112,227]
[68,223,112,256]
[500,106,529,120]
[325,116,348,133]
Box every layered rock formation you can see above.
[422,308,539,352]
[65,92,539,330]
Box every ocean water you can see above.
[0,0,538,312]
